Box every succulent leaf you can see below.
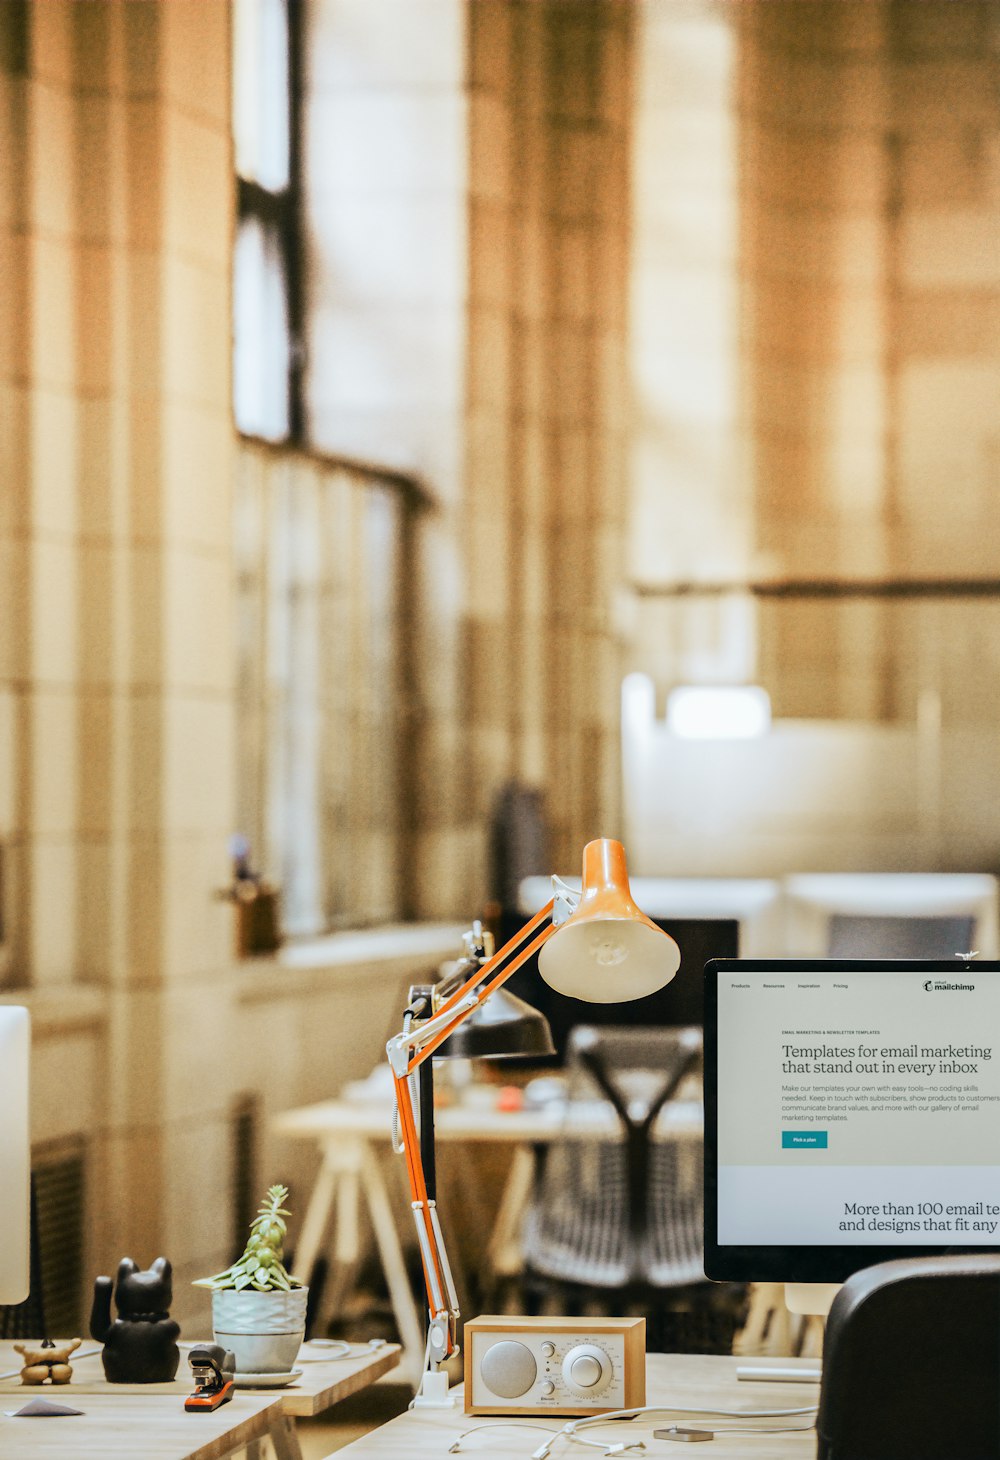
[192,1182,302,1291]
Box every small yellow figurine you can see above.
[13,1338,82,1384]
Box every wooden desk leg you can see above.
[735,1283,778,1355]
[244,1412,303,1460]
[314,1144,365,1336]
[486,1145,536,1279]
[269,1410,305,1460]
[360,1143,425,1383]
[293,1141,342,1283]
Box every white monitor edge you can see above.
[0,1005,30,1305]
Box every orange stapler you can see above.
[185,1344,236,1412]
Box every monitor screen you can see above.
[704,958,1000,1284]
[0,1006,30,1304]
[501,915,738,1062]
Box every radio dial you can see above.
[562,1344,611,1396]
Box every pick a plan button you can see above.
[782,1131,828,1149]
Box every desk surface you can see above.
[331,1354,819,1459]
[273,1095,703,1144]
[0,1389,281,1460]
[0,1341,401,1420]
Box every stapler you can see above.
[184,1343,236,1412]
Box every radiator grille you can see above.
[0,1139,86,1340]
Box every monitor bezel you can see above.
[703,956,1000,1284]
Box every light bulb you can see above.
[589,932,628,967]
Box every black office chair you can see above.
[521,1026,744,1351]
[818,1254,1000,1460]
[827,913,976,960]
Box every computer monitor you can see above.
[499,911,737,1062]
[0,1006,30,1304]
[704,958,1000,1307]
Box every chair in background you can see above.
[520,1026,744,1353]
[489,781,549,913]
[827,912,975,959]
[782,872,1000,959]
[818,1253,1000,1460]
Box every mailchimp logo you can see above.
[923,979,974,992]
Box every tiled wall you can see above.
[744,0,1000,720]
[0,0,240,1313]
[627,0,1000,872]
[465,0,632,881]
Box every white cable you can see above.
[657,1423,816,1436]
[710,1425,815,1434]
[176,1338,388,1366]
[446,1402,821,1460]
[447,1424,647,1459]
[566,1401,816,1433]
[296,1338,388,1363]
[554,1403,817,1457]
[449,1402,820,1459]
[448,1422,563,1453]
[406,1328,441,1410]
[566,1434,646,1454]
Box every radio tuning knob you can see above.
[562,1344,611,1395]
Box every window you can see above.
[235,448,412,934]
[232,0,303,441]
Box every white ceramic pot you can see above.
[211,1286,308,1374]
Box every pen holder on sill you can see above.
[217,881,282,958]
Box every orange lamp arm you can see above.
[386,901,555,1363]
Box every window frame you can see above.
[233,0,306,445]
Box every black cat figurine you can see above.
[89,1256,181,1383]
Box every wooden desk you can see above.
[330,1353,819,1459]
[0,1390,283,1460]
[0,1340,401,1459]
[274,1094,702,1383]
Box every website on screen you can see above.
[717,969,1000,1245]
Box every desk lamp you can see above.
[386,838,680,1403]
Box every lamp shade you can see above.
[443,987,556,1060]
[538,839,680,1003]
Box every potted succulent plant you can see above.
[194,1184,307,1376]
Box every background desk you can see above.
[331,1352,818,1458]
[274,1095,703,1382]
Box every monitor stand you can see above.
[736,1284,837,1385]
[784,1281,840,1317]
